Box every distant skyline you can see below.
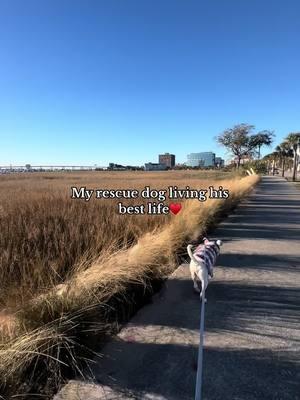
[1,0,300,165]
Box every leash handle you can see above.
[195,289,205,400]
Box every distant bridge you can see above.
[0,165,107,172]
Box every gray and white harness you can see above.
[193,238,221,277]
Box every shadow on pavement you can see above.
[68,177,300,400]
[93,340,299,400]
[218,252,300,273]
[207,280,300,337]
[90,276,299,400]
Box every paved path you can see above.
[55,176,300,400]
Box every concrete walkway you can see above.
[55,176,300,400]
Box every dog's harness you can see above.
[194,238,220,275]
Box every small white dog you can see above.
[187,237,222,300]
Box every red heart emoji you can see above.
[169,203,182,215]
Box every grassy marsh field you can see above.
[0,170,259,397]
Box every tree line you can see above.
[216,123,300,181]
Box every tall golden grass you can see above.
[0,170,258,396]
[0,170,238,310]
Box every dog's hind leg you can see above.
[193,273,200,293]
[207,264,214,278]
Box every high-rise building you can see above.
[187,152,215,167]
[159,153,175,168]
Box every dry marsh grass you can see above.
[0,170,238,309]
[0,170,259,397]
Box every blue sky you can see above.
[0,0,300,166]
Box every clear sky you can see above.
[0,0,299,166]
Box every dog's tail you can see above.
[187,244,199,263]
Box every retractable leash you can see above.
[194,288,206,400]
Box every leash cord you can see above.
[194,288,206,400]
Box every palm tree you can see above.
[262,154,272,172]
[284,133,300,181]
[251,131,274,159]
[275,142,293,177]
[263,151,280,175]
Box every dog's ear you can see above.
[216,239,223,246]
[205,237,217,246]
